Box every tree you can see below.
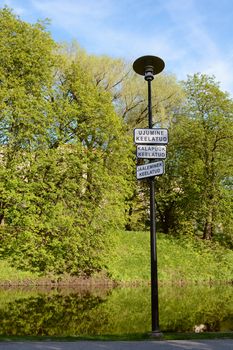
[122,73,185,231]
[58,43,185,232]
[0,6,56,229]
[0,7,56,149]
[44,54,133,273]
[162,74,233,240]
[0,8,133,274]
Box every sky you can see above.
[1,0,233,95]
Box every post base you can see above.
[149,330,163,338]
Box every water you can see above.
[0,285,232,335]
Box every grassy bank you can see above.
[0,332,233,341]
[0,260,40,285]
[106,231,233,284]
[1,231,233,284]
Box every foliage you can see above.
[0,8,133,275]
[59,44,187,233]
[2,229,233,285]
[106,231,233,283]
[117,70,233,243]
[154,74,233,241]
[0,260,39,284]
[0,7,232,278]
[120,71,185,230]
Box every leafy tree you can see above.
[157,74,233,241]
[123,73,185,231]
[0,8,133,274]
[0,7,55,150]
[58,43,186,232]
[44,54,133,273]
[0,6,56,229]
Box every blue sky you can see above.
[1,0,233,95]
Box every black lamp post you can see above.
[133,55,165,336]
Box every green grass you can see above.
[0,332,233,341]
[107,231,233,283]
[0,260,39,284]
[1,230,233,284]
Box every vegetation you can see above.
[106,231,233,283]
[161,73,233,239]
[0,7,232,278]
[0,7,133,275]
[0,260,39,284]
[0,332,233,341]
[1,230,232,285]
[0,283,232,335]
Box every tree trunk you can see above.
[203,209,213,240]
[0,214,4,226]
[125,204,133,231]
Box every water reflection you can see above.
[0,285,232,335]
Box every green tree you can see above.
[44,54,133,273]
[123,73,185,231]
[0,7,55,150]
[0,6,56,229]
[57,44,186,232]
[158,74,233,241]
[0,8,133,274]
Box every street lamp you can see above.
[133,55,165,336]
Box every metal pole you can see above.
[133,56,165,337]
[147,78,160,333]
[147,79,152,129]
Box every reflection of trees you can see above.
[0,286,232,335]
[159,286,233,332]
[0,291,110,336]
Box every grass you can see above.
[0,332,233,341]
[106,231,233,283]
[1,230,233,285]
[0,260,39,285]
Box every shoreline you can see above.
[0,275,232,288]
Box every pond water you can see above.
[0,284,232,335]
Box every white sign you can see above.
[136,161,164,180]
[137,145,166,159]
[134,128,168,144]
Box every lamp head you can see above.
[133,55,165,81]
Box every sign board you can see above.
[136,145,166,159]
[134,128,168,144]
[136,161,164,180]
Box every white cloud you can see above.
[2,0,26,15]
[160,0,233,94]
[29,0,187,62]
[31,0,112,21]
[2,0,233,94]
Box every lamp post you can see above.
[133,55,165,336]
